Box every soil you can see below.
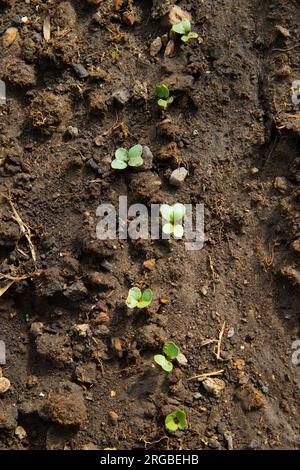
[0,0,300,451]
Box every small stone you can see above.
[193,392,202,400]
[248,439,261,450]
[112,88,130,106]
[94,312,110,324]
[109,411,120,425]
[224,431,233,450]
[73,64,89,79]
[291,239,300,253]
[73,324,91,337]
[143,259,156,271]
[3,27,18,48]
[30,322,44,338]
[142,146,154,170]
[26,375,38,388]
[274,176,288,192]
[0,376,11,394]
[111,337,123,357]
[0,404,18,430]
[166,6,192,27]
[164,40,175,57]
[64,281,88,301]
[176,352,188,366]
[87,0,102,4]
[250,167,259,175]
[75,363,97,385]
[275,25,290,38]
[150,37,162,57]
[227,327,235,338]
[208,438,220,449]
[202,378,225,397]
[15,425,27,440]
[169,167,188,187]
[100,260,113,271]
[67,126,79,138]
[82,443,100,450]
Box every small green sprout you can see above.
[172,19,199,43]
[154,340,180,372]
[126,287,153,309]
[160,203,186,238]
[165,409,188,432]
[155,84,174,109]
[111,144,143,170]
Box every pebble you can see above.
[202,378,226,397]
[275,25,290,38]
[0,376,11,394]
[3,27,18,48]
[67,126,79,138]
[73,324,90,337]
[143,258,156,271]
[15,425,27,440]
[167,6,192,26]
[73,64,89,79]
[112,88,130,106]
[64,281,88,301]
[150,37,162,57]
[164,40,175,58]
[108,411,120,425]
[169,167,188,187]
[142,146,154,170]
[176,352,188,366]
[30,322,44,337]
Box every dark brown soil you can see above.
[1,0,300,451]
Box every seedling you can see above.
[160,203,186,238]
[154,340,180,372]
[111,144,143,170]
[172,19,198,43]
[165,409,188,432]
[126,287,153,309]
[155,85,174,109]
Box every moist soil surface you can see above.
[0,0,300,451]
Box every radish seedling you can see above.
[160,203,186,238]
[126,287,153,309]
[165,409,188,432]
[172,19,198,43]
[111,144,143,170]
[154,340,180,372]
[155,84,174,109]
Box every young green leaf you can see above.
[115,148,128,161]
[138,288,153,308]
[162,223,173,235]
[128,144,143,160]
[155,84,170,99]
[181,32,199,42]
[157,98,168,109]
[111,159,127,170]
[163,341,180,360]
[165,410,188,432]
[173,224,184,238]
[172,203,186,221]
[126,287,142,308]
[160,204,173,222]
[154,354,173,372]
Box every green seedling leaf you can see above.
[173,224,184,238]
[181,32,199,42]
[128,156,144,167]
[154,354,173,372]
[126,286,142,308]
[162,223,173,235]
[172,203,186,221]
[157,98,168,109]
[172,19,191,35]
[163,341,180,360]
[128,144,143,160]
[111,159,127,170]
[160,204,173,222]
[165,410,188,432]
[115,147,128,161]
[126,287,153,309]
[155,84,170,99]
